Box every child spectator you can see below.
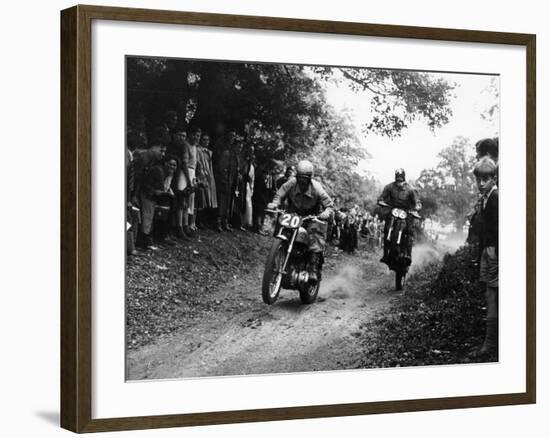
[473,156,499,357]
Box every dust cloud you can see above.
[320,265,361,299]
[410,233,466,273]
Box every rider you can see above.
[377,168,419,264]
[267,160,334,284]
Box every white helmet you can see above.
[296,160,314,178]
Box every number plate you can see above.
[278,213,302,229]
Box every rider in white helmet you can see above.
[267,159,334,284]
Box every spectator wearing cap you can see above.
[135,138,168,250]
[472,156,499,358]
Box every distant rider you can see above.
[377,168,419,263]
[267,160,334,284]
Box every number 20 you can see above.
[281,214,300,228]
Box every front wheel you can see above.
[395,269,406,291]
[262,240,286,304]
[299,281,320,305]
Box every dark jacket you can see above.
[378,181,418,211]
[142,164,168,200]
[479,187,498,251]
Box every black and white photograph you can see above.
[125,56,499,380]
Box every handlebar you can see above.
[264,209,327,224]
[377,202,421,219]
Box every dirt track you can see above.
[127,248,395,380]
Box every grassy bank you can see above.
[355,245,493,368]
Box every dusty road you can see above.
[127,249,395,380]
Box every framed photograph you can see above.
[61,4,536,433]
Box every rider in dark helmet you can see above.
[267,160,334,285]
[377,168,419,263]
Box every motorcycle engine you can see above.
[284,269,310,289]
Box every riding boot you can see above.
[380,243,389,263]
[308,253,321,285]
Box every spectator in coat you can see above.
[215,129,240,232]
[195,132,218,228]
[135,141,168,250]
[126,129,148,256]
[239,144,256,230]
[168,129,191,239]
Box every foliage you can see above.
[314,67,455,138]
[416,136,477,227]
[355,245,489,368]
[480,76,500,130]
[127,57,455,208]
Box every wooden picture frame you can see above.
[61,4,536,433]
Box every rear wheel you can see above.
[262,240,286,304]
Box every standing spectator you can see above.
[475,137,499,162]
[152,157,178,243]
[276,166,296,189]
[215,129,240,232]
[472,156,499,358]
[158,110,178,146]
[252,161,278,235]
[135,141,168,250]
[239,144,256,230]
[184,126,201,235]
[195,132,218,228]
[468,137,499,245]
[168,129,191,240]
[126,129,148,256]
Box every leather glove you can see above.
[318,210,331,221]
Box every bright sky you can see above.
[324,71,499,182]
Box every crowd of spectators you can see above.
[126,111,283,253]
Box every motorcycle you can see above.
[378,201,420,290]
[262,209,326,305]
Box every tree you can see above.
[127,58,456,207]
[314,67,455,138]
[416,136,477,227]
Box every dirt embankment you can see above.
[126,229,272,351]
[127,235,394,380]
[127,231,485,380]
